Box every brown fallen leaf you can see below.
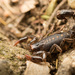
[39,0,49,6]
[3,0,20,14]
[7,24,22,37]
[11,0,19,3]
[24,61,51,75]
[68,0,75,9]
[20,0,38,13]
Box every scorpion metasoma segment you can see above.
[57,9,75,20]
[14,10,75,63]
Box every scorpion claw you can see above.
[14,40,20,46]
[25,54,32,60]
[14,37,28,46]
[25,54,43,63]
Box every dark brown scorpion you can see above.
[14,10,75,63]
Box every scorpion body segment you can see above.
[30,32,70,52]
[57,10,74,19]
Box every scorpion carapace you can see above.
[30,32,70,52]
[14,10,75,63]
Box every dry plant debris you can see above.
[56,48,75,75]
[20,0,38,13]
[68,0,75,8]
[24,61,51,75]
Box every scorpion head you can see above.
[30,43,44,51]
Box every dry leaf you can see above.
[39,0,49,6]
[20,0,38,13]
[3,0,19,14]
[68,0,75,8]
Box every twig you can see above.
[46,0,67,27]
[53,25,65,34]
[44,25,65,39]
[15,14,25,26]
[0,17,7,25]
[44,24,55,38]
[3,0,18,14]
[0,1,14,19]
[6,13,24,25]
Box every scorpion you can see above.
[14,10,75,63]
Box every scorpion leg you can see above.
[50,44,62,54]
[60,38,75,50]
[25,51,47,63]
[14,35,37,46]
[62,38,74,42]
[33,51,47,61]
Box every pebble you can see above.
[0,59,13,75]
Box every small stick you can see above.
[44,24,55,38]
[44,25,65,39]
[56,59,58,69]
[0,1,14,19]
[0,17,7,25]
[7,14,23,24]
